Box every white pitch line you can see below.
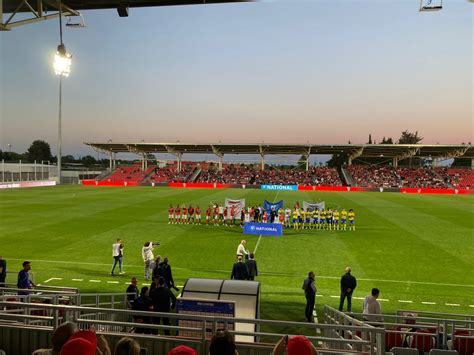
[72,279,83,282]
[316,294,324,297]
[353,297,364,300]
[445,303,460,307]
[8,258,473,288]
[253,235,263,254]
[398,300,413,303]
[89,280,101,283]
[107,281,119,284]
[330,295,339,298]
[43,277,62,283]
[378,299,390,302]
[470,305,474,308]
[422,301,436,305]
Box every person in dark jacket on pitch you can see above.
[339,266,357,312]
[150,277,176,335]
[231,256,248,280]
[159,256,179,291]
[245,253,258,281]
[302,271,317,322]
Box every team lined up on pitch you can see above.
[167,204,356,230]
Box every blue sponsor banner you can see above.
[261,185,298,191]
[244,222,283,236]
[263,200,284,213]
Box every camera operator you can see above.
[142,242,159,281]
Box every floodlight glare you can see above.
[54,44,72,77]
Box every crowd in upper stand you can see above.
[104,161,474,189]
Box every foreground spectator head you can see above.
[22,261,31,270]
[287,336,317,355]
[210,330,237,355]
[371,288,380,298]
[168,345,197,355]
[51,322,78,354]
[114,337,140,355]
[60,330,97,355]
[345,266,352,273]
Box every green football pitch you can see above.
[1,185,473,323]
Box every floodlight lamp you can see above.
[54,44,72,77]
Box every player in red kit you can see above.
[230,205,236,227]
[195,206,201,225]
[188,205,194,224]
[168,205,174,224]
[205,206,211,225]
[262,211,268,223]
[223,207,228,226]
[213,205,219,226]
[182,205,188,224]
[175,205,181,224]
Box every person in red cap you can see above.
[60,330,97,355]
[168,345,197,355]
[272,335,318,355]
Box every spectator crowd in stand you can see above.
[347,165,456,189]
[103,161,473,189]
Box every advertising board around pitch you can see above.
[243,222,283,236]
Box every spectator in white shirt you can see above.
[236,240,249,260]
[142,242,155,280]
[111,239,124,276]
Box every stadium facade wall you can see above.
[81,180,473,194]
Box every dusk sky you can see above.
[1,0,472,158]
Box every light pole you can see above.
[53,1,71,183]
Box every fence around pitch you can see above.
[0,301,382,355]
[338,309,474,353]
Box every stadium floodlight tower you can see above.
[53,1,72,183]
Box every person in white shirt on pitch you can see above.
[142,242,155,280]
[236,240,249,260]
[111,239,125,275]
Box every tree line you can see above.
[0,140,109,168]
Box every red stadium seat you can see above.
[410,329,436,353]
[385,327,403,351]
[453,330,474,355]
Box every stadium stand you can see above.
[115,163,343,186]
[347,166,452,188]
[105,163,155,183]
[101,162,474,190]
[447,168,474,189]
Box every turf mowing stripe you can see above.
[422,302,436,305]
[8,258,474,288]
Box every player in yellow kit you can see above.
[333,209,340,230]
[320,209,326,229]
[340,208,348,230]
[348,209,355,231]
[292,208,299,230]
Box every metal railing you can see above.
[1,301,381,355]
